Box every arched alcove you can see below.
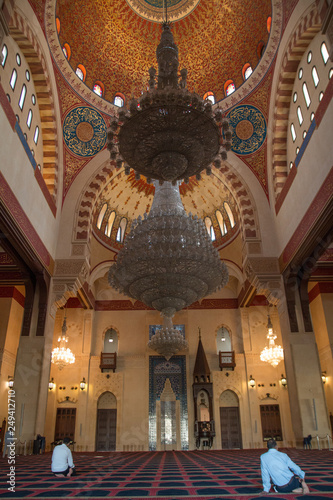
[96,391,117,451]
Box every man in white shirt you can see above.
[260,438,309,494]
[51,437,75,477]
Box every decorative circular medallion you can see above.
[76,122,94,142]
[235,120,254,140]
[125,0,200,22]
[63,107,107,157]
[227,105,266,155]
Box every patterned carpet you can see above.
[0,449,333,499]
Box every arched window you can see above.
[302,82,311,108]
[76,64,86,81]
[290,123,296,142]
[18,84,27,110]
[312,66,319,87]
[307,51,312,64]
[10,69,17,90]
[26,109,33,128]
[105,211,116,237]
[217,326,232,352]
[297,106,303,125]
[97,203,107,229]
[103,328,118,353]
[267,16,272,34]
[25,70,30,82]
[33,126,39,145]
[16,53,21,66]
[93,81,104,97]
[56,17,61,34]
[1,44,8,68]
[224,80,235,97]
[242,63,253,81]
[224,202,235,228]
[114,93,125,107]
[216,210,227,236]
[203,91,215,104]
[31,94,36,105]
[116,217,127,243]
[63,43,71,60]
[321,42,329,65]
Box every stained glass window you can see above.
[203,91,215,104]
[312,67,319,87]
[76,67,84,80]
[297,106,303,125]
[10,69,17,90]
[33,125,39,145]
[1,45,8,68]
[321,42,329,64]
[18,84,27,110]
[226,82,235,96]
[244,65,253,80]
[62,46,68,59]
[27,109,33,129]
[302,82,311,108]
[114,95,124,107]
[93,84,103,97]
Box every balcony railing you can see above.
[100,352,117,372]
[219,351,235,370]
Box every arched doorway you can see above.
[219,390,242,449]
[96,392,117,451]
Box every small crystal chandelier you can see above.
[260,313,284,368]
[51,315,75,370]
[148,317,188,360]
[107,22,232,183]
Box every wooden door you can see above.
[220,407,242,449]
[54,408,76,441]
[260,404,283,441]
[96,409,117,451]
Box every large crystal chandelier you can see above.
[260,314,284,368]
[107,22,232,183]
[51,316,75,370]
[109,181,228,316]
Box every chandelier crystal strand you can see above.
[107,23,231,183]
[108,181,229,319]
[51,317,75,370]
[260,314,284,367]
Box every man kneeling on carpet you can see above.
[260,438,309,494]
[51,437,75,477]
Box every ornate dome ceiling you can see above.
[54,0,272,103]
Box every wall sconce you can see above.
[48,378,55,391]
[80,377,87,391]
[281,374,287,387]
[249,375,255,388]
[322,372,327,384]
[8,377,14,388]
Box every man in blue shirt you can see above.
[260,438,309,494]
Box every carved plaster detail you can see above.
[244,257,284,305]
[50,259,90,312]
